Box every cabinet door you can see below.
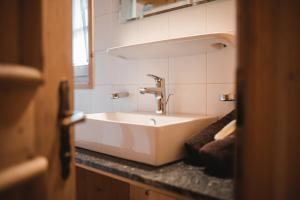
[148,190,178,200]
[130,185,178,200]
[76,166,130,200]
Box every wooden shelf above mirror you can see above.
[107,33,236,60]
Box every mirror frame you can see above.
[120,0,213,22]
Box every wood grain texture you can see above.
[0,0,42,66]
[0,157,48,192]
[236,0,300,199]
[0,0,75,199]
[76,166,130,200]
[87,0,95,89]
[77,164,192,200]
[0,0,20,63]
[0,86,36,171]
[130,185,178,200]
[34,0,75,199]
[0,65,43,84]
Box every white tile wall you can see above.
[138,14,169,42]
[74,89,93,113]
[207,47,236,83]
[169,5,206,38]
[110,56,138,85]
[94,0,111,17]
[137,58,169,84]
[94,14,113,51]
[206,83,235,115]
[112,14,140,46]
[90,85,113,112]
[169,54,206,84]
[94,52,111,85]
[112,85,138,112]
[75,0,236,117]
[169,84,207,114]
[206,0,236,32]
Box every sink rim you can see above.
[75,112,218,165]
[84,112,215,127]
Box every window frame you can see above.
[74,0,94,89]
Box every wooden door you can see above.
[236,0,300,199]
[0,0,77,200]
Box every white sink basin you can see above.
[75,112,217,166]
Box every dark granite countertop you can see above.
[75,148,233,200]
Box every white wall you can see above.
[75,0,236,116]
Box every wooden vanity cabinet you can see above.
[76,166,190,200]
[76,166,129,200]
[130,185,177,200]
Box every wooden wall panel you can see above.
[236,0,300,199]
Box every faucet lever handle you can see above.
[147,74,162,82]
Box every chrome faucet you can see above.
[139,74,166,115]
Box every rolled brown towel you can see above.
[185,110,236,165]
[200,134,235,177]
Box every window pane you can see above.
[72,0,89,67]
[73,29,89,66]
[73,0,91,87]
[73,0,88,30]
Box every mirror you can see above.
[120,0,193,22]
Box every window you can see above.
[72,0,94,88]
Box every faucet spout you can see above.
[139,74,167,115]
[139,87,162,95]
